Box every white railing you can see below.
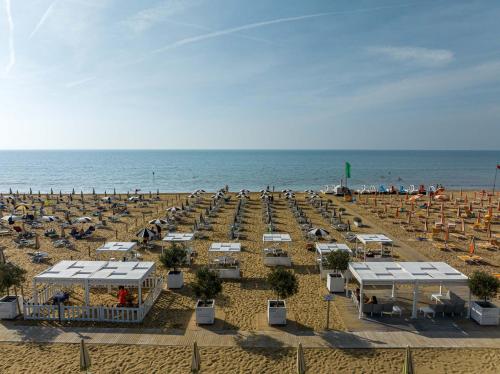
[23,304,60,320]
[142,277,163,317]
[23,277,164,323]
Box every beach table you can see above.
[208,242,241,278]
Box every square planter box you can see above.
[327,273,345,293]
[470,301,499,326]
[267,300,287,325]
[0,296,20,319]
[263,256,292,267]
[167,271,184,289]
[196,299,215,325]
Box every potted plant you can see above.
[324,251,350,293]
[469,271,500,326]
[353,217,362,228]
[193,267,222,324]
[267,267,298,325]
[0,262,26,319]
[160,243,187,289]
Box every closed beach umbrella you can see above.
[296,343,306,374]
[191,341,201,373]
[79,339,91,372]
[469,237,475,254]
[403,346,414,374]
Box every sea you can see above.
[0,150,498,193]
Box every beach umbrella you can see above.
[113,188,116,196]
[0,248,5,264]
[59,190,63,198]
[167,206,181,213]
[50,188,53,195]
[157,189,160,196]
[308,228,330,238]
[469,237,476,255]
[424,219,428,233]
[29,188,32,195]
[444,226,449,242]
[35,234,40,250]
[461,219,465,233]
[402,346,414,374]
[79,339,91,373]
[296,343,306,374]
[136,228,156,240]
[191,341,201,374]
[149,218,168,225]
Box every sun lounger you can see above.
[457,255,484,264]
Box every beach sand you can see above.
[0,343,499,373]
[0,189,499,372]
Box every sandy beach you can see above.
[1,189,499,372]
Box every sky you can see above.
[0,0,499,150]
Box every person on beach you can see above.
[117,286,129,307]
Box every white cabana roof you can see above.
[163,232,194,242]
[209,243,241,253]
[263,233,292,242]
[316,243,352,256]
[356,234,392,245]
[349,262,468,286]
[34,260,155,286]
[96,242,137,253]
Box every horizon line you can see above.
[0,148,499,152]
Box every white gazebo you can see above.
[24,260,163,323]
[208,242,241,279]
[355,234,393,260]
[162,232,195,264]
[348,261,469,319]
[262,233,292,267]
[315,243,353,279]
[96,242,138,261]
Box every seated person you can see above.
[117,286,129,307]
[366,296,378,304]
[354,288,370,304]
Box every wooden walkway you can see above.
[1,322,499,349]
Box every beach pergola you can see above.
[95,242,138,261]
[348,262,469,319]
[208,242,241,279]
[162,232,194,263]
[355,234,393,260]
[33,260,156,305]
[262,233,292,266]
[315,243,353,279]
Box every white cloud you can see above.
[123,0,197,33]
[368,46,454,67]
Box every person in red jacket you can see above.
[117,286,129,306]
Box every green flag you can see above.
[345,162,351,179]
